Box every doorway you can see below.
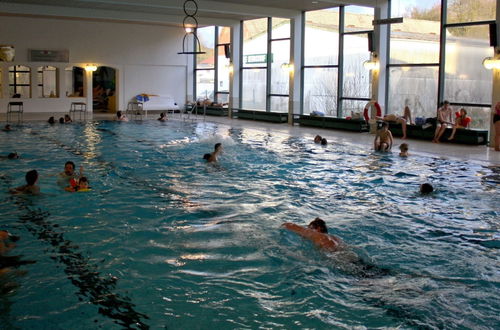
[92,66,116,112]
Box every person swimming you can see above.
[282,218,343,251]
[9,170,40,195]
[203,143,223,163]
[282,218,391,277]
[158,113,167,121]
[420,183,434,194]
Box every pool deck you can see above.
[2,112,500,165]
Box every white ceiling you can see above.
[0,0,378,26]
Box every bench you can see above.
[233,109,288,123]
[388,122,488,145]
[194,106,228,117]
[296,115,369,132]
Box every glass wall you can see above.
[195,26,230,103]
[241,17,290,112]
[341,5,374,117]
[443,0,495,129]
[9,65,31,98]
[387,0,441,119]
[303,8,339,115]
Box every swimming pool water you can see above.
[0,120,499,329]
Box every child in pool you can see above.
[374,122,393,152]
[399,143,409,157]
[65,177,90,192]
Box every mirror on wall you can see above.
[8,65,31,98]
[0,45,15,62]
[37,66,58,98]
[65,66,84,97]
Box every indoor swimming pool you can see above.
[0,120,499,329]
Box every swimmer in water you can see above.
[203,143,223,163]
[58,161,83,187]
[282,218,343,251]
[65,176,90,192]
[9,170,40,195]
[374,121,393,152]
[158,113,168,121]
[399,143,409,157]
[0,152,19,159]
[282,218,391,277]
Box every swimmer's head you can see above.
[321,138,328,146]
[59,117,64,124]
[7,152,19,159]
[399,143,409,152]
[214,143,222,151]
[78,177,89,189]
[64,161,75,175]
[314,135,322,143]
[26,169,38,186]
[420,183,434,194]
[0,230,20,242]
[308,217,328,233]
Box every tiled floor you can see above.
[2,112,500,165]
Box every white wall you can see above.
[0,15,188,114]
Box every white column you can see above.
[288,13,303,124]
[489,6,500,148]
[229,22,241,118]
[186,51,194,104]
[373,0,389,113]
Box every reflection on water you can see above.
[0,120,498,329]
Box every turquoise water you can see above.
[0,120,499,329]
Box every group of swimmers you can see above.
[48,115,73,124]
[6,161,89,195]
[115,111,169,122]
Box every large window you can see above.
[195,26,230,103]
[241,17,290,112]
[303,8,339,115]
[9,65,31,98]
[341,5,374,117]
[443,0,495,129]
[37,66,58,98]
[387,0,441,118]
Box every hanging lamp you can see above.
[178,0,206,55]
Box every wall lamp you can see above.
[281,62,294,72]
[85,64,97,72]
[363,54,379,71]
[483,57,500,70]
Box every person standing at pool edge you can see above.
[203,143,223,163]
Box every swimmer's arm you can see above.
[388,131,393,149]
[373,133,380,149]
[282,223,316,240]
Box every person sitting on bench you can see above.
[376,106,413,139]
[433,101,453,143]
[448,108,471,141]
